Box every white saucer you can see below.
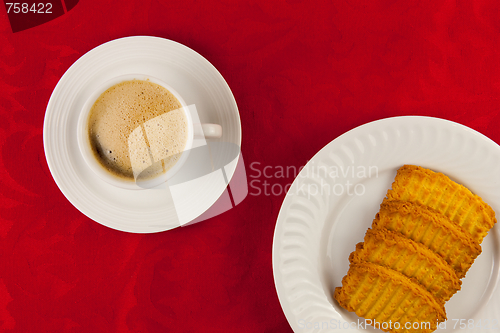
[273,116,500,332]
[43,36,241,233]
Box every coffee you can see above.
[87,79,188,180]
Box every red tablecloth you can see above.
[1,1,500,332]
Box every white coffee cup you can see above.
[77,74,222,190]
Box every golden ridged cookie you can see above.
[334,262,446,333]
[386,165,496,244]
[349,228,461,303]
[373,200,481,278]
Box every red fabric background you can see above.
[1,0,500,332]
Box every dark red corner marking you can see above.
[3,0,79,33]
[63,0,77,11]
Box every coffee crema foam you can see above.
[87,79,188,181]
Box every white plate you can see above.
[43,36,241,233]
[273,116,500,332]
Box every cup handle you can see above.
[195,123,222,139]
